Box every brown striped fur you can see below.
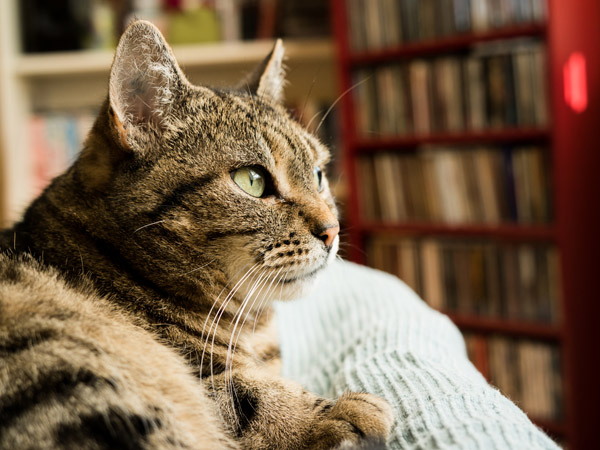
[0,21,393,449]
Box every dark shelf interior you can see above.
[349,24,547,65]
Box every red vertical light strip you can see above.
[331,0,365,264]
[563,52,588,113]
[550,0,600,447]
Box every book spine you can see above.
[352,41,546,136]
[27,111,94,203]
[365,236,561,323]
[360,145,551,225]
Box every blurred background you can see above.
[0,1,598,448]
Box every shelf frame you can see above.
[353,128,550,152]
[349,24,547,65]
[15,39,334,78]
[449,313,562,341]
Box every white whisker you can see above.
[207,263,263,426]
[299,68,321,125]
[252,267,286,336]
[308,76,370,133]
[233,266,283,356]
[225,268,268,420]
[181,259,215,276]
[199,261,253,347]
[226,268,269,369]
[133,220,165,233]
[200,263,260,385]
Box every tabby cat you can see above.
[0,21,393,449]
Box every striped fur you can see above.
[0,21,393,449]
[0,255,236,449]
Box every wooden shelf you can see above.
[448,313,562,341]
[354,128,550,152]
[15,39,333,77]
[349,24,546,65]
[358,222,556,241]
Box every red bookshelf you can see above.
[332,0,600,447]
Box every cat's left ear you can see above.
[240,39,286,103]
[109,20,187,149]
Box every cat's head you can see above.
[77,21,339,303]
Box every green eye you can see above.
[313,166,323,192]
[232,167,266,198]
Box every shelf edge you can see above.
[348,24,547,65]
[358,223,557,241]
[15,39,334,77]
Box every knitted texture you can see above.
[275,260,560,449]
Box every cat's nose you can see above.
[315,224,340,249]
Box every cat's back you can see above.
[0,253,237,450]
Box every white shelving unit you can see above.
[15,39,334,77]
[0,0,335,225]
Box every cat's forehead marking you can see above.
[297,131,321,162]
[186,93,273,168]
[205,91,330,196]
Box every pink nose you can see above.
[318,224,340,249]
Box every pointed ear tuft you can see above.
[240,39,286,102]
[109,20,186,148]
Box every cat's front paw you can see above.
[309,392,394,449]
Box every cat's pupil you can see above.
[314,166,323,192]
[232,166,266,198]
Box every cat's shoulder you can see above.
[0,249,236,449]
[0,248,98,315]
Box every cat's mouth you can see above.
[281,261,327,284]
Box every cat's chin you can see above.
[274,236,339,301]
[275,270,323,301]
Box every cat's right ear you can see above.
[108,20,187,151]
[238,39,286,103]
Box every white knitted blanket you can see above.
[275,260,560,449]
